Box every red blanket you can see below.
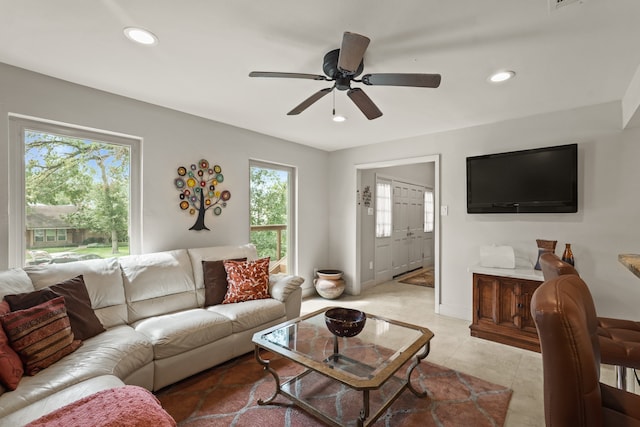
[26,385,176,427]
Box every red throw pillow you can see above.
[0,300,23,390]
[0,296,82,375]
[222,258,271,304]
[202,258,246,306]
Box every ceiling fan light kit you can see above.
[249,31,441,120]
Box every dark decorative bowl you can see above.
[324,307,367,337]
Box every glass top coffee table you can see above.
[252,307,434,427]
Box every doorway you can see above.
[355,155,440,314]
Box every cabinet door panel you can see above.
[474,275,498,325]
[519,281,539,333]
[497,279,518,329]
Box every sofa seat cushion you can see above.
[208,298,286,333]
[0,375,125,427]
[132,309,232,360]
[0,325,152,418]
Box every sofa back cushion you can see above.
[0,269,35,299]
[24,258,127,329]
[119,249,197,323]
[187,244,258,306]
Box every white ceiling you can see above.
[2,1,640,151]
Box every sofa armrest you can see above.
[269,274,305,302]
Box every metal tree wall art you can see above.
[174,160,231,231]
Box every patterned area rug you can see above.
[156,351,512,427]
[398,267,434,288]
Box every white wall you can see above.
[329,101,640,321]
[0,63,329,294]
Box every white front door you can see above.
[407,185,425,271]
[392,182,410,277]
[392,181,426,277]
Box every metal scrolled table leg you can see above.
[358,389,370,427]
[255,346,281,405]
[406,342,430,397]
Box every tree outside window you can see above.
[23,129,131,264]
[249,164,291,272]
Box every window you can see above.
[249,161,296,274]
[9,116,141,267]
[375,180,392,238]
[424,188,434,233]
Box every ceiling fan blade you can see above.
[249,71,328,81]
[337,32,370,74]
[362,73,441,88]
[347,88,382,120]
[287,87,334,115]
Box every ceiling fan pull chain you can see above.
[332,89,336,117]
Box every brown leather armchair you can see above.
[531,275,640,426]
[539,252,640,390]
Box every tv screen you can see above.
[467,143,578,213]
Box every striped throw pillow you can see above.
[0,296,81,375]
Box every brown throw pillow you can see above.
[202,258,246,306]
[4,288,57,311]
[0,300,23,390]
[222,257,271,304]
[0,296,82,375]
[5,276,105,341]
[50,276,105,340]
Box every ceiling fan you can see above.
[249,31,441,120]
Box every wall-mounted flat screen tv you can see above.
[466,143,578,213]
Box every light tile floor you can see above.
[301,280,621,427]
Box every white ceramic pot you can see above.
[314,269,346,299]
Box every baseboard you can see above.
[438,303,471,322]
[360,279,376,292]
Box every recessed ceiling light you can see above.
[489,70,515,83]
[332,115,347,122]
[123,27,158,45]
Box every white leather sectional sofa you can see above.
[0,244,304,426]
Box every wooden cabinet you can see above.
[470,273,542,352]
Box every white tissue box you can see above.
[480,245,516,269]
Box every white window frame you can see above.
[8,115,142,267]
